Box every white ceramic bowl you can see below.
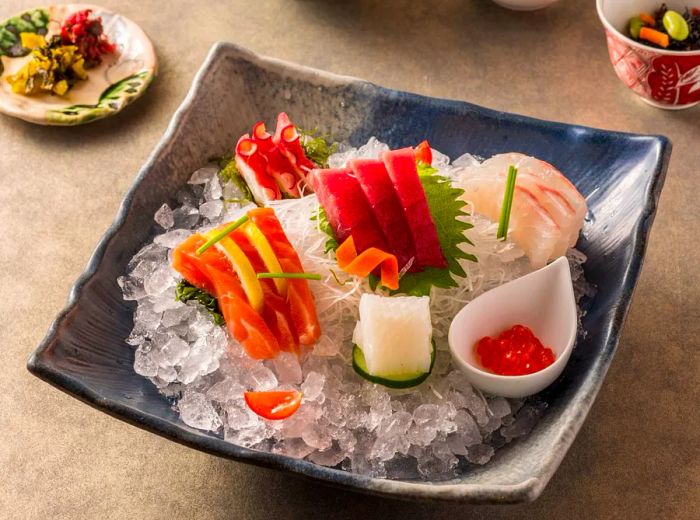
[448,257,577,398]
[490,0,560,11]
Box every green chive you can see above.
[256,272,322,280]
[497,166,518,241]
[196,215,249,255]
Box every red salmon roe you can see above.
[476,324,555,376]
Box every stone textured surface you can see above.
[1,0,698,518]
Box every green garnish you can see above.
[196,215,249,255]
[175,280,224,325]
[256,272,322,280]
[311,207,339,254]
[298,127,338,168]
[217,154,254,203]
[497,165,518,241]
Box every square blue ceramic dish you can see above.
[27,43,670,503]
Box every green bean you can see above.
[663,10,689,41]
[629,16,645,39]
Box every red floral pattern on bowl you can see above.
[604,28,700,109]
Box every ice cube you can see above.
[178,336,224,384]
[154,229,191,249]
[301,371,325,402]
[243,363,278,391]
[143,264,176,297]
[357,137,389,158]
[302,421,332,451]
[188,166,218,185]
[158,337,190,367]
[133,344,158,377]
[154,203,175,229]
[161,305,195,328]
[172,205,199,229]
[272,438,315,459]
[308,445,346,467]
[207,377,244,403]
[452,152,481,168]
[466,444,494,465]
[431,149,450,168]
[225,400,259,429]
[199,200,223,220]
[179,391,222,431]
[271,352,302,385]
[117,276,146,301]
[204,177,223,201]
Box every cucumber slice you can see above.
[352,340,436,389]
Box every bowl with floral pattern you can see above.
[0,3,156,125]
[597,0,700,109]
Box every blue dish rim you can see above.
[27,42,671,503]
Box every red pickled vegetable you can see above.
[60,9,116,67]
[476,324,555,376]
[244,390,302,420]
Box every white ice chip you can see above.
[352,294,432,376]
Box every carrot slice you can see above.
[415,140,433,166]
[639,13,656,26]
[244,390,302,420]
[640,27,669,47]
[336,235,399,290]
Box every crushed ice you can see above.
[120,142,593,480]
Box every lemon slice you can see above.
[241,222,287,296]
[204,231,264,313]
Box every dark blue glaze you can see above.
[27,43,670,503]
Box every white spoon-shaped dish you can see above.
[448,256,577,398]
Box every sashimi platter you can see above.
[119,112,594,479]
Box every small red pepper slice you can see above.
[414,140,433,166]
[244,390,302,420]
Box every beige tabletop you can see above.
[1,0,698,518]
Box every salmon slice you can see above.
[349,158,417,271]
[381,148,446,269]
[203,265,280,359]
[309,167,389,253]
[457,167,561,268]
[172,234,280,359]
[247,208,322,346]
[232,229,300,353]
[172,234,231,295]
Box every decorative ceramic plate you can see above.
[27,43,670,503]
[0,4,156,125]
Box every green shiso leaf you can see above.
[298,127,338,168]
[175,280,224,326]
[387,161,476,296]
[311,207,339,254]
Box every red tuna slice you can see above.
[349,158,418,271]
[381,148,446,269]
[310,168,390,253]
